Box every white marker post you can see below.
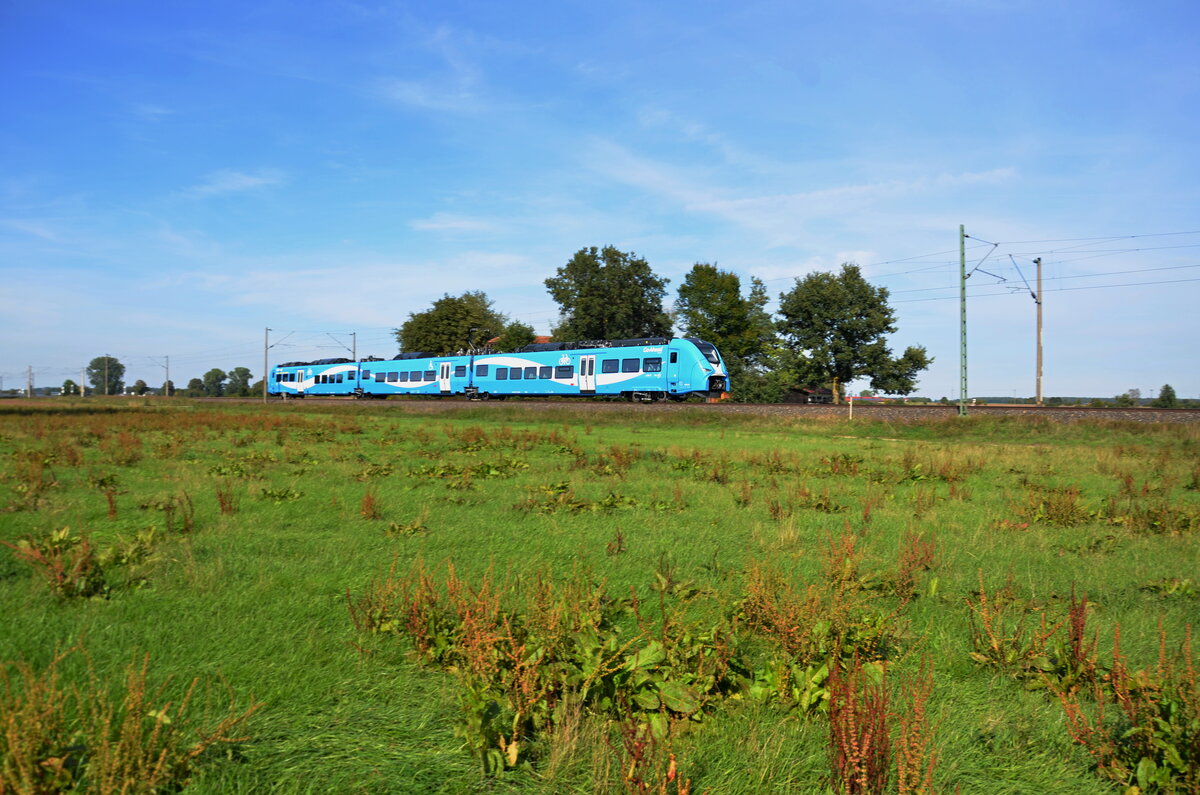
[849,394,854,420]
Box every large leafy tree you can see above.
[492,321,536,353]
[186,378,204,396]
[1152,384,1177,408]
[227,367,253,397]
[61,379,80,396]
[86,355,125,396]
[777,263,931,402]
[545,246,671,341]
[675,263,775,366]
[202,368,228,397]
[395,291,507,354]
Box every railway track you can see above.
[226,397,1200,424]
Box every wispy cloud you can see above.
[379,26,487,113]
[584,139,1016,247]
[185,169,285,197]
[132,104,174,122]
[409,213,497,233]
[0,218,60,241]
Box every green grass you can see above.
[1,400,1198,793]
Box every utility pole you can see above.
[156,355,171,396]
[263,328,270,404]
[1035,257,1043,407]
[104,354,109,396]
[352,332,358,387]
[27,366,33,398]
[81,367,86,397]
[958,224,968,417]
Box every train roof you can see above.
[274,337,711,368]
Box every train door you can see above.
[579,355,596,393]
[438,362,452,394]
[667,347,681,391]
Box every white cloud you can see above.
[185,169,285,197]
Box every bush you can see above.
[0,648,261,793]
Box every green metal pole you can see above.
[959,224,968,417]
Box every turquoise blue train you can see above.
[269,337,729,402]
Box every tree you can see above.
[202,368,227,397]
[776,263,931,403]
[546,246,671,341]
[675,264,775,367]
[186,378,204,397]
[1152,384,1178,408]
[61,379,80,396]
[1113,392,1137,407]
[493,321,536,353]
[132,380,149,396]
[227,367,253,397]
[395,291,508,354]
[86,355,125,396]
[162,380,175,397]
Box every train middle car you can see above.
[269,338,729,402]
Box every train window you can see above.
[539,366,552,379]
[454,365,466,377]
[348,370,356,379]
[336,374,343,383]
[496,368,508,380]
[524,366,537,379]
[695,342,721,365]
[387,372,398,382]
[554,365,573,379]
[510,368,523,380]
[621,358,640,373]
[602,360,619,374]
[423,370,435,381]
[375,373,386,382]
[644,358,662,372]
[475,364,489,377]
[360,371,369,380]
[397,372,408,382]
[670,352,678,364]
[407,371,419,381]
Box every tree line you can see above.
[397,245,933,402]
[62,244,1190,405]
[63,360,258,398]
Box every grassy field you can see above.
[1,400,1198,794]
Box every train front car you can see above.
[673,338,730,401]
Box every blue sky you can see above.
[2,0,1198,398]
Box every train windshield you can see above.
[693,341,721,365]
